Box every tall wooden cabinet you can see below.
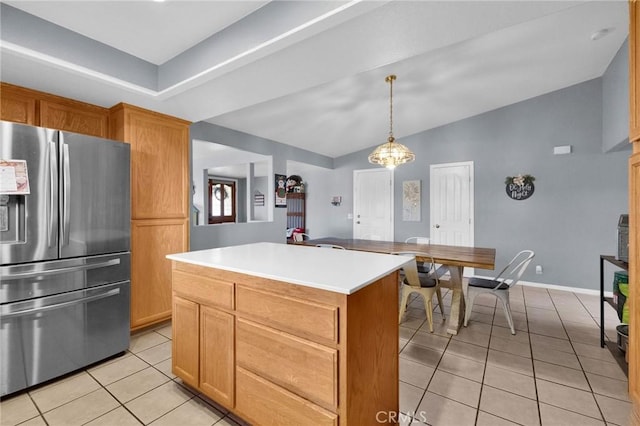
[628,2,640,424]
[109,103,190,330]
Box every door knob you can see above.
[356,221,360,224]
[434,224,440,228]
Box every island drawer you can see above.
[172,270,233,310]
[235,285,338,343]
[235,367,338,426]
[236,318,338,410]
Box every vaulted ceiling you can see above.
[0,1,628,158]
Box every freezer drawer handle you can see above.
[1,287,121,319]
[2,258,121,280]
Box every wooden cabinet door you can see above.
[631,1,640,142]
[125,109,189,219]
[200,306,235,408]
[0,84,37,125]
[630,3,640,423]
[131,219,188,330]
[630,151,640,424]
[172,296,199,388]
[40,100,108,137]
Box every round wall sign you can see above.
[506,181,534,200]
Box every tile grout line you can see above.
[545,289,609,424]
[523,287,543,426]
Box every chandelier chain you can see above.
[389,76,393,139]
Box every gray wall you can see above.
[189,122,333,250]
[188,75,630,292]
[603,39,629,152]
[329,78,629,291]
[286,161,337,238]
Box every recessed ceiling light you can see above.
[591,28,614,41]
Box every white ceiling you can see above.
[0,1,629,159]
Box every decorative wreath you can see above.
[213,186,228,200]
[504,174,535,186]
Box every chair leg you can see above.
[399,286,411,323]
[424,295,434,333]
[463,290,477,327]
[435,288,445,321]
[497,293,516,335]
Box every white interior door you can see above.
[353,169,393,241]
[430,161,474,248]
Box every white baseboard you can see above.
[472,275,612,298]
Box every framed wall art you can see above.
[402,180,421,221]
[275,174,287,207]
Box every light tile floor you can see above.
[0,285,632,426]
[398,285,631,426]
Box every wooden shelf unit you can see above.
[286,192,306,231]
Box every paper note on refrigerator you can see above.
[0,160,30,194]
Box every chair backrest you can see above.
[293,233,310,242]
[316,244,346,250]
[391,251,437,288]
[405,237,430,245]
[493,250,535,288]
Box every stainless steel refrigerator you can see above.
[0,121,131,397]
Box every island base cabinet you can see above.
[171,298,235,410]
[235,367,338,426]
[172,296,199,388]
[170,259,400,426]
[200,306,235,408]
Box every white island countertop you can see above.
[167,242,410,295]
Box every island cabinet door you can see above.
[200,306,235,408]
[172,296,199,388]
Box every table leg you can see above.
[447,266,465,335]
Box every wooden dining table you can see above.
[296,237,496,335]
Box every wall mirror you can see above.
[192,140,273,225]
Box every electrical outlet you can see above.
[535,265,543,274]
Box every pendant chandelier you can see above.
[368,74,415,169]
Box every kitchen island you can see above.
[167,242,409,426]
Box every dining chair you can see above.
[316,244,346,250]
[292,233,310,242]
[393,251,445,332]
[463,250,535,334]
[404,236,450,278]
[404,237,431,274]
[405,236,430,244]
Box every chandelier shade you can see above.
[367,136,415,169]
[368,74,415,169]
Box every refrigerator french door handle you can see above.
[48,141,57,248]
[0,287,121,319]
[62,140,70,246]
[1,258,121,280]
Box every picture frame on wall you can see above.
[402,180,421,221]
[275,174,287,207]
